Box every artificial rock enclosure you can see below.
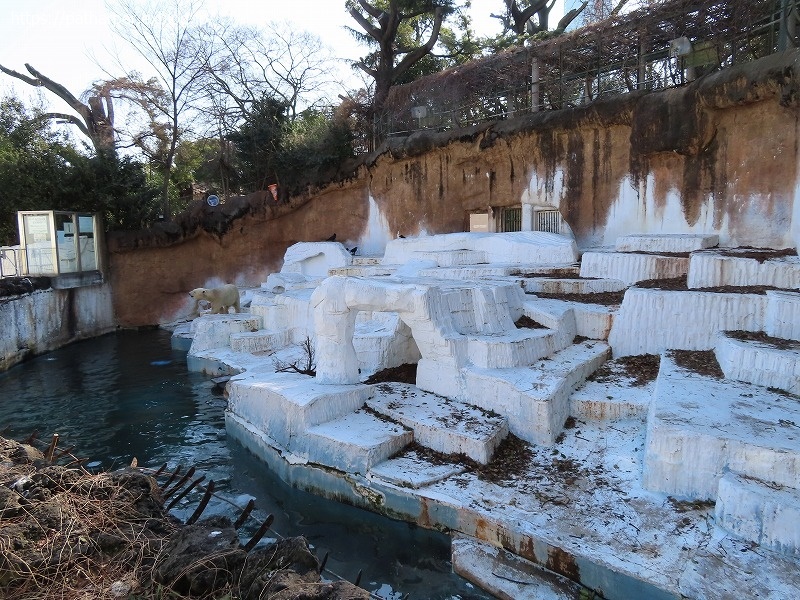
[59,47,800,600]
[109,50,800,328]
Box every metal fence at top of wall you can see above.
[377,0,800,140]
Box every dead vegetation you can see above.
[670,350,724,379]
[588,354,660,387]
[726,330,800,351]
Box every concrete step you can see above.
[229,329,291,354]
[608,288,767,357]
[521,277,626,295]
[716,472,800,557]
[688,249,800,289]
[523,297,617,341]
[466,327,570,369]
[227,370,375,451]
[643,353,800,499]
[580,250,689,285]
[366,383,508,464]
[615,233,719,253]
[413,249,488,267]
[569,354,655,420]
[351,256,382,266]
[188,314,263,353]
[766,290,800,341]
[715,331,800,395]
[171,322,194,351]
[367,448,466,489]
[327,265,395,277]
[462,340,610,445]
[451,536,586,600]
[302,408,412,475]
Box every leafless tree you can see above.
[198,20,336,126]
[106,0,207,219]
[0,63,116,155]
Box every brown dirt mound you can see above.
[533,290,626,305]
[364,363,417,384]
[588,354,660,387]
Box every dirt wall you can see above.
[108,51,800,327]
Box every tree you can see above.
[106,0,208,219]
[490,0,589,38]
[0,63,116,155]
[227,97,288,192]
[348,0,456,116]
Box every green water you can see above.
[0,329,490,599]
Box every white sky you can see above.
[0,0,563,116]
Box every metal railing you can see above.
[375,0,799,140]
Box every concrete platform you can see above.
[525,296,617,340]
[766,290,800,341]
[687,250,800,289]
[643,353,800,499]
[715,331,800,394]
[188,313,263,353]
[451,535,586,599]
[229,329,291,354]
[570,373,654,420]
[615,233,719,253]
[466,327,569,369]
[580,251,690,285]
[608,288,767,357]
[366,383,508,464]
[368,449,466,489]
[521,277,627,295]
[303,408,412,475]
[716,472,800,556]
[460,340,610,445]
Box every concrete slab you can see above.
[715,331,800,394]
[366,383,508,464]
[580,251,689,285]
[615,233,719,253]
[188,313,263,353]
[643,353,800,499]
[303,408,412,475]
[522,277,627,295]
[460,340,610,445]
[229,329,291,354]
[451,535,586,600]
[570,379,653,421]
[766,290,800,341]
[716,472,800,556]
[368,450,466,489]
[524,297,617,341]
[466,327,566,369]
[608,288,767,357]
[687,251,800,289]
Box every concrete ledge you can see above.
[580,251,689,285]
[608,288,766,357]
[522,277,626,295]
[366,383,508,464]
[766,290,800,341]
[687,252,800,289]
[229,329,291,354]
[716,472,800,557]
[715,332,800,394]
[615,234,718,253]
[643,354,800,499]
[451,535,586,600]
[188,314,263,353]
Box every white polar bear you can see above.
[189,284,240,316]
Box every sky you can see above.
[0,0,563,119]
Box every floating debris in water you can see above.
[150,360,172,366]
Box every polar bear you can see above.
[189,284,240,316]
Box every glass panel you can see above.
[55,213,79,273]
[23,213,55,275]
[77,215,97,271]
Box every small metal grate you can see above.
[535,209,562,234]
[501,207,522,232]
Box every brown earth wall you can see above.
[108,51,800,327]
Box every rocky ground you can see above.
[0,435,370,599]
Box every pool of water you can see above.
[0,329,490,600]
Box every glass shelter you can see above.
[17,211,102,281]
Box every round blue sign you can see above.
[207,195,220,206]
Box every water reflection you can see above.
[0,330,489,600]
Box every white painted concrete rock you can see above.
[580,251,689,285]
[383,231,578,266]
[687,251,800,289]
[281,242,352,277]
[608,288,766,357]
[615,233,719,253]
[714,332,800,395]
[188,314,263,353]
[766,290,800,341]
[716,472,800,556]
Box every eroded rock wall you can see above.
[109,51,800,326]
